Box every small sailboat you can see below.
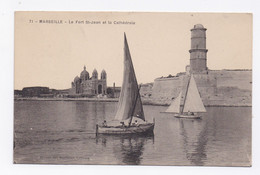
[96,33,155,135]
[165,74,206,119]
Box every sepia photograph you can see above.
[14,12,252,166]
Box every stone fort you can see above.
[69,66,107,96]
[151,24,252,106]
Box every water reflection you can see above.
[96,133,154,165]
[14,101,251,165]
[178,118,208,165]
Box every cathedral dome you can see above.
[92,69,98,79]
[80,65,89,80]
[74,76,80,83]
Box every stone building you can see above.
[189,24,208,73]
[20,86,51,97]
[151,24,252,106]
[69,66,107,96]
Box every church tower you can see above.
[101,69,107,79]
[189,24,208,73]
[92,69,98,79]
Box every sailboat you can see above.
[165,74,206,119]
[96,33,155,135]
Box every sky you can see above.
[14,12,252,90]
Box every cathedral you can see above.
[69,66,107,96]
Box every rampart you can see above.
[151,70,252,106]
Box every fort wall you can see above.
[151,70,252,106]
[151,76,183,103]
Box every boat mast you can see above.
[181,75,191,114]
[128,85,142,127]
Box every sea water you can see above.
[14,101,251,166]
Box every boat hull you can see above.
[174,114,201,119]
[96,123,154,135]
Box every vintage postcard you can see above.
[14,12,252,166]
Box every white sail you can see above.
[165,92,181,113]
[114,33,145,121]
[183,74,206,113]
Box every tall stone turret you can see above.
[189,24,208,73]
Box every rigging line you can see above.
[128,85,142,127]
[181,74,191,114]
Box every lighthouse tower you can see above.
[189,24,208,73]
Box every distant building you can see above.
[106,82,120,98]
[69,66,107,96]
[49,88,70,97]
[21,86,51,97]
[106,82,152,99]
